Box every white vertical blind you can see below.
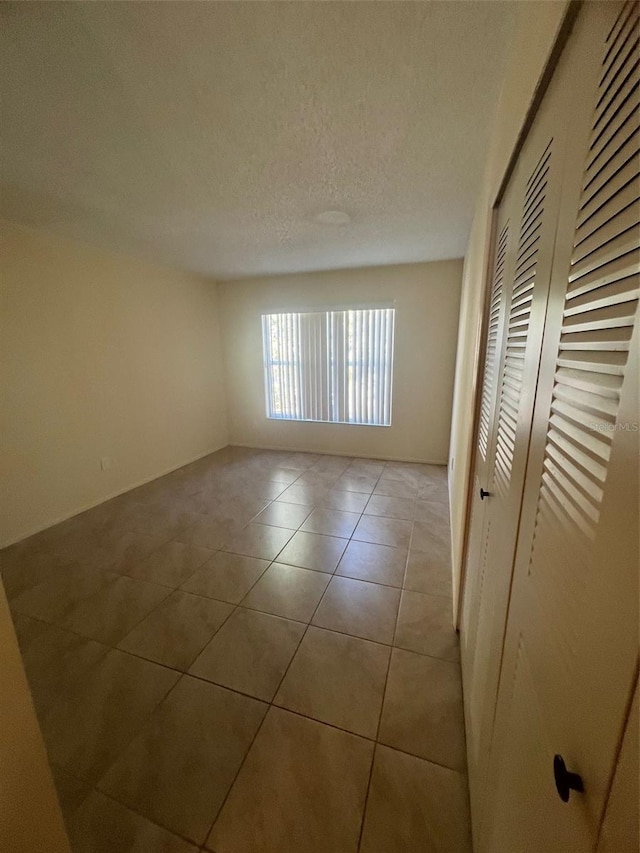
[262,308,395,426]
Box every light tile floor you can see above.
[1,447,471,853]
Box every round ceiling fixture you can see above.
[315,210,351,225]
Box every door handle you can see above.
[479,488,491,500]
[553,754,584,802]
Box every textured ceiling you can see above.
[0,2,515,279]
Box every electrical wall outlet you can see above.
[100,456,112,471]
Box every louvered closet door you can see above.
[461,2,609,835]
[461,198,517,686]
[461,174,526,834]
[482,3,639,851]
[464,88,573,844]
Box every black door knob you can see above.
[479,488,491,500]
[553,754,584,802]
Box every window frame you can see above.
[261,305,395,428]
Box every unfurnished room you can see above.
[0,2,638,852]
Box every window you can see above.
[262,307,395,426]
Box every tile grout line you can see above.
[19,461,319,835]
[91,785,203,850]
[58,691,467,848]
[198,459,386,850]
[67,457,329,850]
[7,450,457,849]
[197,462,350,849]
[14,457,455,675]
[182,459,328,845]
[355,466,407,852]
[80,665,187,830]
[15,518,455,680]
[27,477,298,667]
[314,463,385,853]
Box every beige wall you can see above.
[0,579,70,853]
[218,261,462,463]
[0,223,228,547]
[448,0,569,616]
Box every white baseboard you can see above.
[3,442,450,549]
[1,443,228,549]
[230,442,448,466]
